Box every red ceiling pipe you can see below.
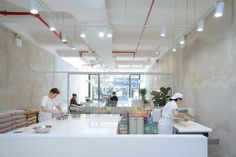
[79,51,95,57]
[112,51,135,56]
[0,11,62,40]
[135,0,155,54]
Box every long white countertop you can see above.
[173,120,213,133]
[0,114,208,157]
[5,114,121,137]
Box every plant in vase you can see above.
[150,87,171,107]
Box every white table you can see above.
[173,121,213,137]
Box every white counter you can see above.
[6,114,121,136]
[173,120,213,134]
[0,114,208,157]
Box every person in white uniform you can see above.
[39,88,63,122]
[158,93,185,134]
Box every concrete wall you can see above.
[149,0,236,156]
[0,25,75,111]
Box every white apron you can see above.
[39,112,52,122]
[158,117,173,134]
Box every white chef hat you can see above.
[171,93,183,99]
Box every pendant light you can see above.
[172,43,177,52]
[215,1,224,17]
[80,29,86,38]
[160,25,167,37]
[49,20,56,31]
[179,35,185,45]
[29,0,38,14]
[197,19,204,32]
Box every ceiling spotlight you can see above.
[172,44,177,52]
[107,28,113,38]
[80,33,86,38]
[215,1,224,17]
[49,20,56,31]
[160,25,167,37]
[98,31,104,38]
[179,35,185,45]
[197,19,204,32]
[71,43,76,50]
[29,0,38,14]
[61,32,67,42]
[107,33,112,38]
[62,38,67,42]
[80,30,86,38]
[155,51,159,54]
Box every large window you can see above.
[68,73,172,106]
[88,74,140,102]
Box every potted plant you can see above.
[150,87,171,107]
[139,88,148,104]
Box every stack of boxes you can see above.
[0,109,39,134]
[14,110,27,129]
[24,109,38,126]
[0,112,14,133]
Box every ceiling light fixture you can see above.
[80,30,86,38]
[29,0,39,14]
[160,25,167,37]
[197,19,204,32]
[49,20,56,31]
[179,35,185,45]
[155,51,159,54]
[172,43,177,52]
[107,33,112,38]
[215,1,224,17]
[107,28,113,38]
[71,43,76,50]
[61,31,67,42]
[98,31,104,38]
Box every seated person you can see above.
[110,92,118,107]
[70,93,81,106]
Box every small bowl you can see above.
[56,114,68,120]
[33,125,52,134]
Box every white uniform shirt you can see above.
[41,96,58,112]
[39,96,58,122]
[161,100,177,120]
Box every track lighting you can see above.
[160,25,167,37]
[29,0,38,14]
[215,1,224,17]
[197,20,204,32]
[179,35,185,45]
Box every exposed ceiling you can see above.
[0,0,216,71]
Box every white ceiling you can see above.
[0,0,216,71]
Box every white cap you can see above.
[171,93,183,99]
